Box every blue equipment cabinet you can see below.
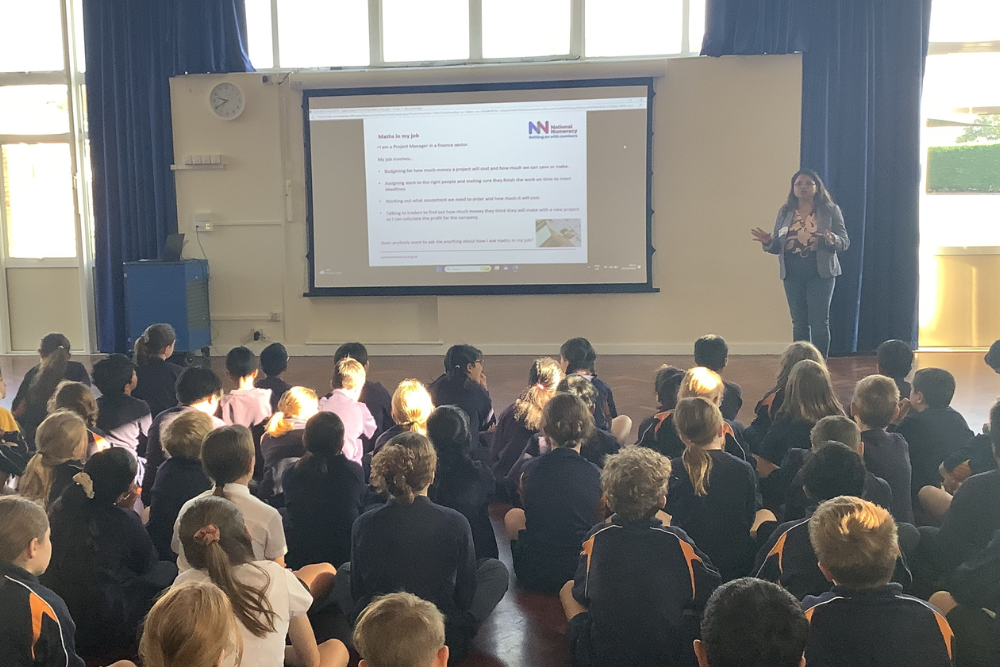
[123,259,211,352]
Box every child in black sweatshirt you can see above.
[694,334,743,422]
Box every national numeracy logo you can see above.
[528,120,578,139]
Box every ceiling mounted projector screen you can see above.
[303,78,655,296]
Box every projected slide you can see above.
[304,80,653,295]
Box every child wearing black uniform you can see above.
[668,397,772,581]
[876,339,914,400]
[852,375,914,523]
[132,323,183,419]
[489,358,561,479]
[802,496,953,667]
[742,342,824,452]
[12,333,91,449]
[635,366,685,442]
[560,337,628,440]
[428,344,495,450]
[505,393,603,593]
[93,354,152,461]
[557,375,621,468]
[256,342,293,414]
[694,335,743,422]
[560,446,720,667]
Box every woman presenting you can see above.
[751,169,849,358]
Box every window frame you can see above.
[264,0,704,70]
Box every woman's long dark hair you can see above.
[780,168,836,216]
[47,448,137,594]
[444,345,482,383]
[28,333,72,407]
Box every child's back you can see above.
[861,429,914,523]
[220,387,272,428]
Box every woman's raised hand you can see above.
[751,228,772,246]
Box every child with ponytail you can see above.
[260,386,319,501]
[12,333,90,448]
[18,410,88,506]
[174,497,348,667]
[372,379,435,452]
[340,432,508,663]
[489,357,562,479]
[428,344,495,448]
[133,323,184,419]
[504,393,604,593]
[667,397,774,581]
[48,380,110,457]
[42,447,176,655]
[743,341,825,450]
[139,581,242,667]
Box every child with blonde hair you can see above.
[48,379,110,456]
[260,386,319,500]
[353,592,449,667]
[18,410,88,506]
[803,496,953,666]
[373,379,435,452]
[174,497,348,667]
[758,359,844,475]
[560,446,721,667]
[668,397,773,581]
[490,357,562,478]
[319,357,376,465]
[340,432,508,663]
[139,581,243,667]
[637,367,749,461]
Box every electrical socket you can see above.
[194,211,213,232]
[269,311,282,322]
[252,329,266,342]
[195,222,213,232]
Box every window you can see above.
[482,0,571,59]
[244,0,706,68]
[928,0,1000,43]
[2,144,77,258]
[0,1,65,73]
[0,85,70,135]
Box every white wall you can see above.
[170,54,802,356]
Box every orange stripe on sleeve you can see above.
[676,538,702,600]
[29,592,57,660]
[932,610,955,660]
[581,535,595,597]
[768,531,789,573]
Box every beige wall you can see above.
[6,267,84,352]
[170,54,802,356]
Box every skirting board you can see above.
[204,342,793,357]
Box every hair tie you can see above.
[194,524,221,546]
[73,472,95,499]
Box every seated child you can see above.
[876,339,914,400]
[694,335,743,422]
[334,342,395,447]
[852,375,914,523]
[636,367,749,461]
[504,394,603,593]
[0,495,86,666]
[132,323,183,419]
[774,416,893,521]
[803,496,954,666]
[556,375,621,468]
[373,379,435,452]
[340,432,508,663]
[142,366,226,506]
[260,386,319,501]
[742,341,824,451]
[635,366,685,439]
[18,411,88,507]
[139,581,242,667]
[283,412,367,569]
[758,359,845,476]
[427,344,495,450]
[319,358,377,465]
[890,368,973,517]
[756,442,869,599]
[489,358,562,478]
[353,592,449,667]
[146,410,213,563]
[48,380,109,457]
[12,333,91,449]
[942,394,1000,489]
[256,342,293,413]
[42,447,177,655]
[560,446,721,667]
[220,347,273,429]
[172,425,286,570]
[694,578,809,667]
[141,367,224,505]
[427,406,499,560]
[93,354,152,459]
[175,497,348,667]
[559,337,629,441]
[0,366,21,433]
[667,397,772,581]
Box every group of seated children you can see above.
[0,329,997,667]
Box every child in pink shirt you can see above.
[319,357,376,464]
[219,347,272,428]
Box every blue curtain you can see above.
[84,0,252,353]
[702,0,931,354]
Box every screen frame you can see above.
[302,77,657,297]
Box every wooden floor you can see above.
[3,350,997,667]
